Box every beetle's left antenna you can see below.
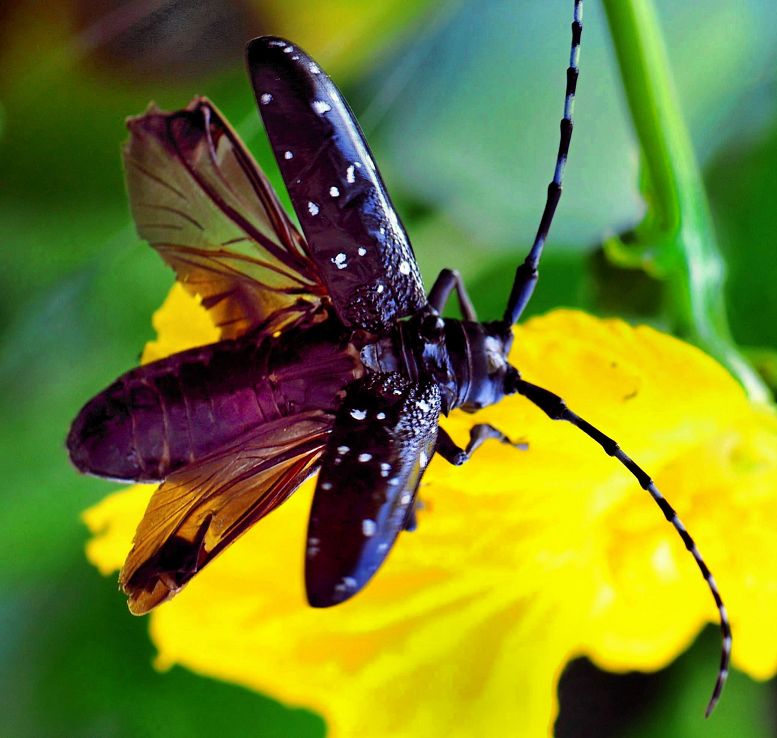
[503,0,583,326]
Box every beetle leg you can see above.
[435,427,468,465]
[436,425,525,466]
[464,424,525,458]
[427,268,477,321]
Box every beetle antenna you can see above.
[504,1,583,326]
[507,373,731,717]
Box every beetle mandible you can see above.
[67,1,730,715]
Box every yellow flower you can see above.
[84,285,777,737]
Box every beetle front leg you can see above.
[427,268,477,321]
[436,425,525,466]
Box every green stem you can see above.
[601,0,768,402]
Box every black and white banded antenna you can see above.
[503,0,583,326]
[506,376,731,717]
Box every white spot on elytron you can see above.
[399,260,411,275]
[354,161,362,168]
[308,201,320,216]
[332,252,348,270]
[283,46,293,53]
[416,399,430,412]
[388,478,399,486]
[376,284,385,294]
[312,100,331,114]
[309,63,320,74]
[346,164,356,183]
[320,481,332,491]
[329,186,340,197]
[260,93,273,105]
[350,408,367,420]
[377,542,389,554]
[267,40,287,48]
[362,519,376,537]
[357,247,367,256]
[420,451,428,466]
[385,207,401,233]
[358,452,372,462]
[291,55,300,61]
[401,493,412,505]
[380,462,391,478]
[376,412,386,420]
[337,445,349,455]
[335,576,358,593]
[284,150,293,160]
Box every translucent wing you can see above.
[124,97,328,338]
[120,409,333,614]
[246,37,427,332]
[305,373,441,607]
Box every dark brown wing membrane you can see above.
[305,373,441,606]
[246,37,426,332]
[120,409,333,614]
[124,97,328,339]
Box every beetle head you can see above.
[456,321,515,413]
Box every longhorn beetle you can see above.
[68,1,730,715]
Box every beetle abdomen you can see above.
[68,321,362,482]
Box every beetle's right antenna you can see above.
[503,0,582,326]
[505,370,731,717]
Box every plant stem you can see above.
[601,0,768,402]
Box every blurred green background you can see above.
[1,1,776,736]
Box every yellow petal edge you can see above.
[84,286,777,737]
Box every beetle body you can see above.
[67,2,730,714]
[69,295,516,609]
[70,300,515,477]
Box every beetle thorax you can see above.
[358,317,513,414]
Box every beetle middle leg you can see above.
[427,268,477,321]
[436,425,525,466]
[408,425,520,532]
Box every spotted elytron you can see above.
[67,1,730,715]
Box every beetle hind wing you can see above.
[120,410,333,614]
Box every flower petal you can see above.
[83,298,777,736]
[141,282,220,364]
